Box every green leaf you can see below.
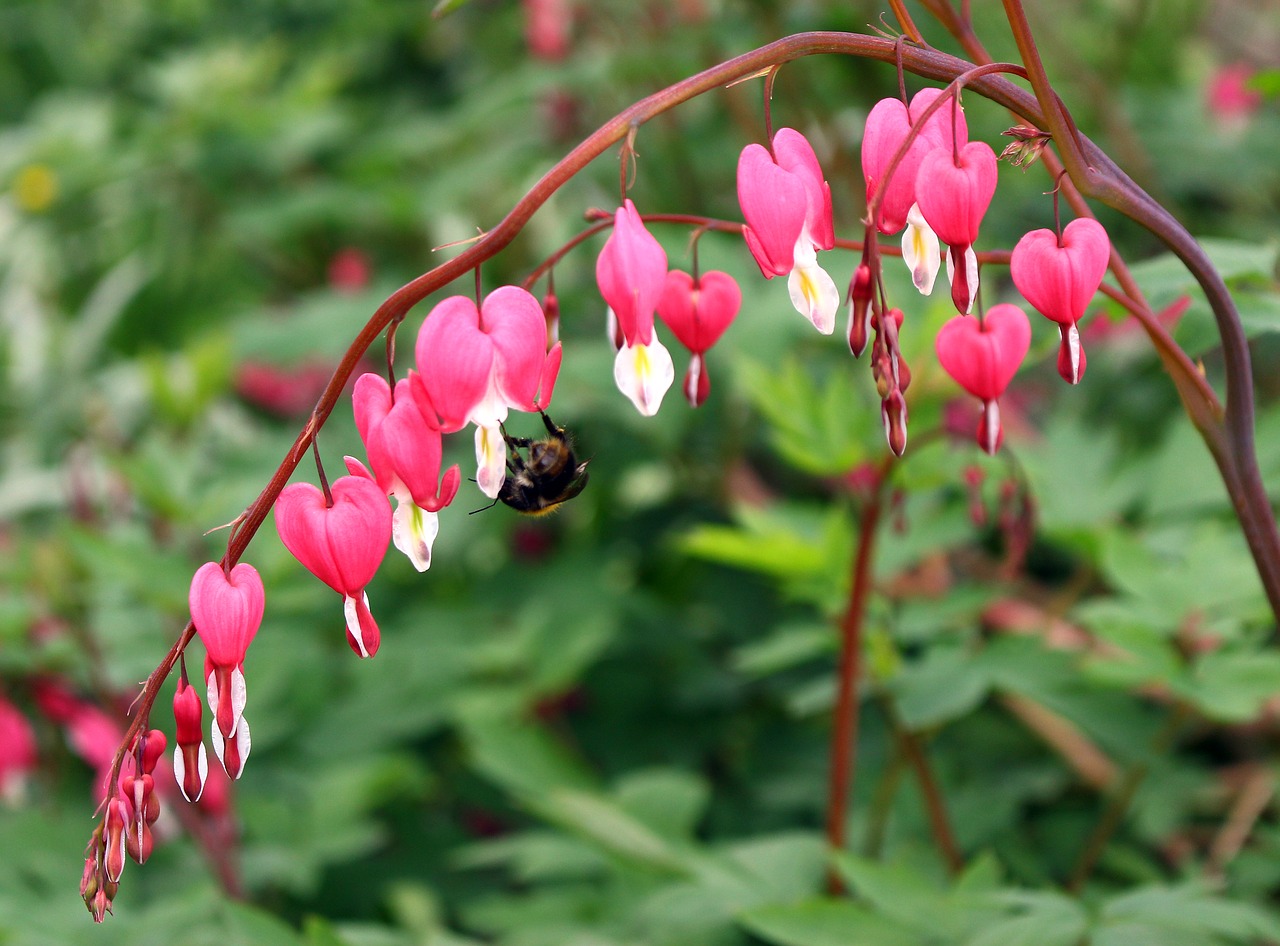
[731,622,835,676]
[530,788,693,874]
[1098,883,1280,943]
[891,645,991,730]
[736,357,872,476]
[1180,649,1280,723]
[679,504,852,607]
[459,710,598,797]
[963,891,1088,946]
[616,768,711,841]
[739,899,920,946]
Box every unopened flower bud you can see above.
[881,390,909,457]
[80,855,97,900]
[90,887,111,923]
[999,125,1052,168]
[140,729,166,774]
[846,264,873,358]
[125,820,154,865]
[103,798,128,884]
[173,677,208,803]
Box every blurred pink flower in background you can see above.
[1207,63,1262,129]
[327,248,372,294]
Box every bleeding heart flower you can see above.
[353,373,461,570]
[935,304,1030,454]
[738,128,839,334]
[862,89,968,235]
[189,562,263,778]
[274,475,392,659]
[415,288,560,496]
[1011,218,1110,384]
[915,141,998,314]
[657,269,741,407]
[596,199,669,348]
[596,200,677,414]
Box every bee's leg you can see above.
[539,411,560,437]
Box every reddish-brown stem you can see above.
[1001,0,1280,617]
[886,0,926,46]
[882,697,964,874]
[826,456,894,892]
[1066,703,1190,892]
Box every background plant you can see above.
[2,1,1280,944]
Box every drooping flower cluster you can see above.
[850,87,1109,454]
[87,75,1129,923]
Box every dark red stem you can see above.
[826,457,893,891]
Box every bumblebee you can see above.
[488,411,589,515]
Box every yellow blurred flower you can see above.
[13,164,58,213]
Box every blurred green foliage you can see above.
[3,0,1280,944]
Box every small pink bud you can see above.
[103,799,128,884]
[140,729,166,774]
[881,389,909,457]
[846,264,873,358]
[125,821,153,865]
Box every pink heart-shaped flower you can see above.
[596,199,668,346]
[909,88,969,154]
[773,128,834,251]
[861,98,929,235]
[1010,218,1111,326]
[275,475,391,598]
[915,141,998,248]
[737,143,809,276]
[189,562,264,669]
[657,269,741,354]
[935,304,1031,401]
